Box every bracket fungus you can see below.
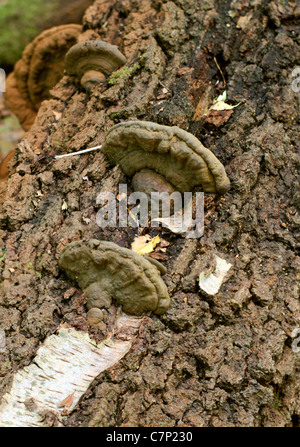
[4,24,81,130]
[0,150,15,181]
[59,239,170,316]
[64,41,126,91]
[102,121,230,195]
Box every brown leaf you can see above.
[160,239,170,247]
[147,252,168,261]
[156,247,167,253]
[192,86,212,121]
[58,391,74,409]
[203,109,234,127]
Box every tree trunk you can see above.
[0,0,299,427]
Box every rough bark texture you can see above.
[0,0,299,427]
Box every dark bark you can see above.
[0,0,299,427]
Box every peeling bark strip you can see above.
[0,314,143,427]
[199,255,232,296]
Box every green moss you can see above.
[26,261,42,279]
[0,249,5,270]
[107,63,141,85]
[0,0,63,67]
[0,250,6,263]
[108,109,129,121]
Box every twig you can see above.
[213,56,226,87]
[54,145,102,159]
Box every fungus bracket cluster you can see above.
[59,239,170,316]
[64,40,126,91]
[102,121,230,195]
[4,24,81,130]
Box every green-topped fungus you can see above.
[59,239,170,316]
[4,24,81,130]
[102,120,230,195]
[64,40,127,91]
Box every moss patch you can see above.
[107,63,141,85]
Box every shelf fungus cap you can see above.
[102,121,230,194]
[59,239,170,316]
[64,41,126,90]
[4,24,81,130]
[4,73,37,131]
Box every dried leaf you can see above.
[131,235,151,253]
[211,100,240,111]
[58,391,74,409]
[215,91,227,102]
[192,86,213,121]
[204,109,234,127]
[156,247,167,253]
[210,91,240,111]
[147,252,168,261]
[160,239,170,247]
[131,235,161,254]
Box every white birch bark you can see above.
[0,313,143,427]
